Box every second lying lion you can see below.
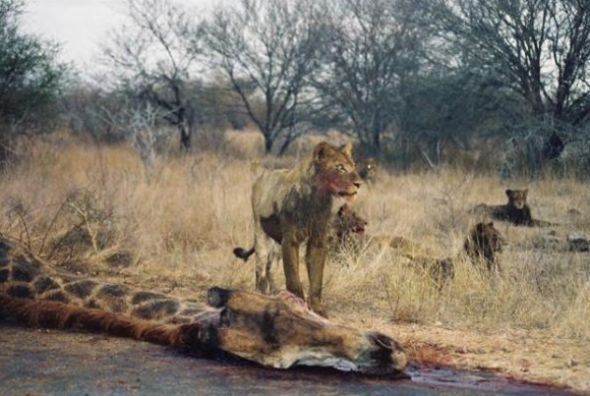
[350,221,504,281]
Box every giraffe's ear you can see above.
[208,287,232,307]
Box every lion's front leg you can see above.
[282,235,304,299]
[266,245,281,294]
[306,234,328,316]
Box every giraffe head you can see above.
[197,287,407,375]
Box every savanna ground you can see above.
[1,131,589,392]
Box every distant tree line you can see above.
[0,0,65,164]
[2,0,590,175]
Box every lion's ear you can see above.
[523,188,529,197]
[313,142,331,162]
[340,142,353,158]
[505,189,513,198]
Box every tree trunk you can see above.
[0,134,13,169]
[278,130,298,157]
[542,131,564,161]
[264,132,273,154]
[371,129,381,157]
[278,140,290,156]
[179,123,191,151]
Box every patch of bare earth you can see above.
[375,321,588,392]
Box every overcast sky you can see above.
[22,0,214,70]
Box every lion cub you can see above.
[471,189,554,227]
[247,142,362,315]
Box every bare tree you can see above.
[62,84,126,143]
[313,0,426,156]
[203,0,320,154]
[103,0,202,150]
[99,100,164,180]
[425,0,590,127]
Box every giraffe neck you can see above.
[0,238,216,324]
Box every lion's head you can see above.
[335,205,368,241]
[312,142,361,203]
[357,158,379,182]
[464,222,505,268]
[506,188,528,209]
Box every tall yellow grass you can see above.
[1,135,589,340]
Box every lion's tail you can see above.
[233,246,255,262]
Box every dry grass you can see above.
[1,133,590,388]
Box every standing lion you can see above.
[249,142,361,315]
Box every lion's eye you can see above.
[336,164,346,173]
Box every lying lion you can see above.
[245,142,362,315]
[470,189,555,227]
[335,221,504,282]
[413,222,505,283]
[326,213,502,279]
